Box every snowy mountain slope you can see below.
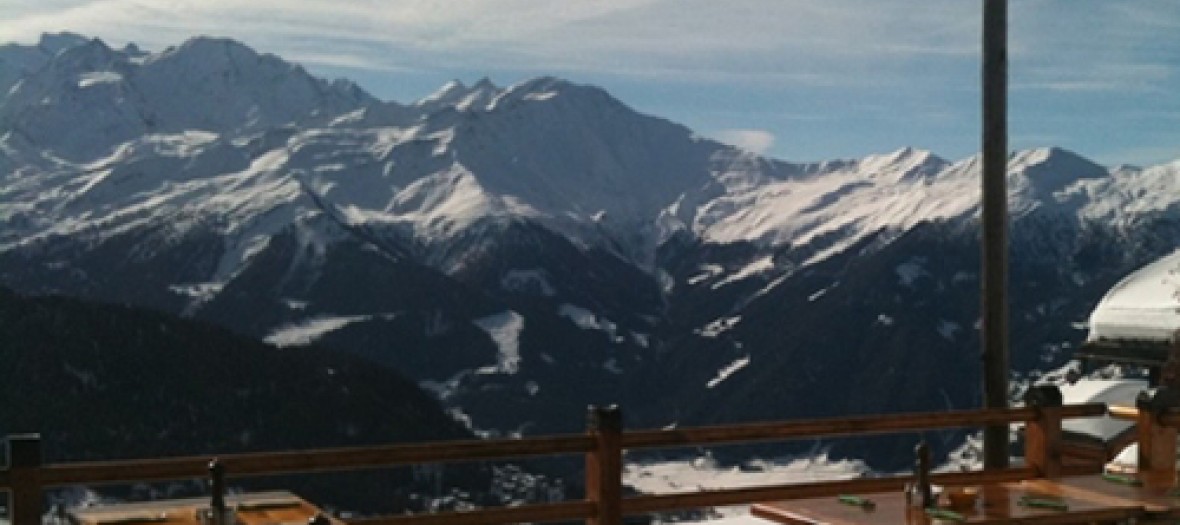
[692,146,1180,270]
[414,77,502,114]
[3,34,1180,462]
[0,36,377,161]
[0,32,89,96]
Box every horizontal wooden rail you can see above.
[32,435,595,488]
[349,500,598,525]
[621,467,1036,514]
[1111,404,1180,428]
[621,404,1105,449]
[1108,404,1138,421]
[2,400,1116,525]
[5,404,1105,491]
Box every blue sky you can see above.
[3,1,1178,165]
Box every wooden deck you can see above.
[753,475,1173,524]
[69,491,343,525]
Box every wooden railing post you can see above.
[1136,387,1179,483]
[1023,385,1063,478]
[7,434,43,525]
[586,405,622,525]
[209,458,227,525]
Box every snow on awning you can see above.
[1058,379,1146,442]
[1088,249,1180,345]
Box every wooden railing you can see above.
[5,384,1177,525]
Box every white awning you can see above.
[1088,249,1180,344]
[1058,379,1146,441]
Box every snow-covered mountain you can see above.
[3,35,1179,464]
[0,35,378,161]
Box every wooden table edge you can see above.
[751,502,829,525]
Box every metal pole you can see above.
[981,0,1010,469]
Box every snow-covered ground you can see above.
[624,454,869,524]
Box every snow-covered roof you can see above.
[1058,379,1146,442]
[1088,249,1180,344]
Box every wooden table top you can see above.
[752,475,1176,525]
[68,491,345,525]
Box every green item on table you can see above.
[836,494,875,509]
[1102,473,1143,486]
[924,507,966,522]
[1018,496,1069,511]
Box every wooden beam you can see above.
[622,404,1104,449]
[1024,386,1064,477]
[38,434,595,487]
[981,0,1011,470]
[18,404,1105,490]
[7,434,44,525]
[1136,388,1179,483]
[586,406,623,525]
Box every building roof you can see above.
[1088,249,1180,345]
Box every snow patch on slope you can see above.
[77,71,123,88]
[706,356,750,388]
[712,257,775,289]
[937,320,961,341]
[474,311,525,374]
[696,316,741,338]
[265,313,395,347]
[896,257,929,287]
[559,304,622,342]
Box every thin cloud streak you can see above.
[0,0,980,80]
[714,129,776,155]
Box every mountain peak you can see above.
[416,78,503,113]
[1009,147,1109,197]
[490,76,619,111]
[503,76,576,96]
[154,36,268,70]
[417,80,468,106]
[47,37,124,74]
[472,77,497,90]
[0,34,378,161]
[177,35,254,54]
[36,32,88,55]
[1011,147,1105,175]
[858,146,949,182]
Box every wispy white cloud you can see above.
[714,129,776,155]
[0,0,981,85]
[3,0,1174,90]
[284,52,418,73]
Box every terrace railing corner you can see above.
[1,385,1144,525]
